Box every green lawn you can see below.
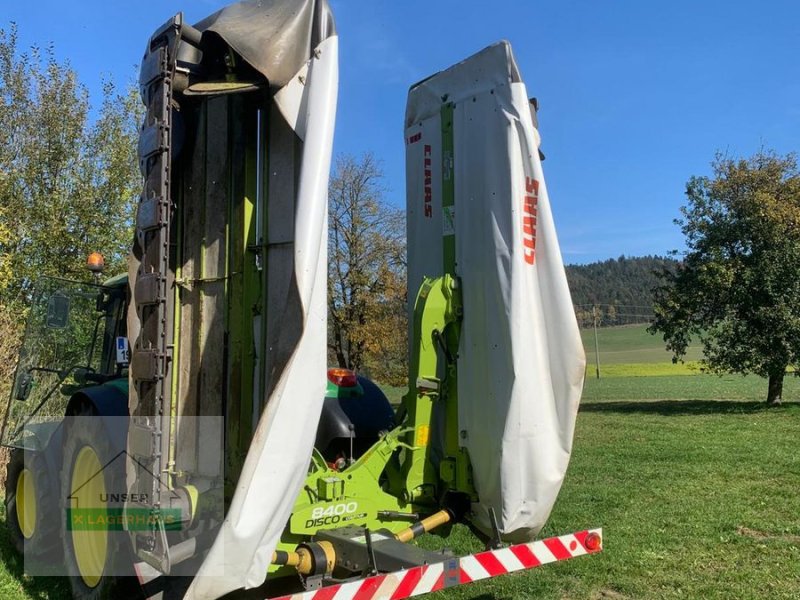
[584,372,800,403]
[420,394,800,599]
[0,507,71,599]
[582,323,704,366]
[2,343,799,598]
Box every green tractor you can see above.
[2,268,395,595]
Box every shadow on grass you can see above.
[579,400,794,416]
[0,510,72,600]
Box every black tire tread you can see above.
[4,447,61,559]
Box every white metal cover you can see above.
[185,32,338,600]
[405,42,585,542]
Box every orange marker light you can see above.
[327,368,358,388]
[87,252,105,274]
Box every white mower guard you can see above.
[405,42,586,542]
[183,4,338,599]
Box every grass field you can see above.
[582,323,704,366]
[1,325,798,599]
[420,395,800,599]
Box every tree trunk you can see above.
[332,325,349,369]
[767,371,784,406]
[336,349,348,369]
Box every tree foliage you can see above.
[328,153,407,384]
[649,150,800,404]
[567,255,677,307]
[0,24,142,308]
[0,26,141,470]
[567,255,676,327]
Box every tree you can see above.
[328,153,407,383]
[649,150,800,404]
[566,255,677,310]
[605,303,617,326]
[0,25,142,308]
[0,26,142,471]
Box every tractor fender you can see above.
[315,376,394,460]
[65,382,130,455]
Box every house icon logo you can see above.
[66,450,183,532]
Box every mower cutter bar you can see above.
[269,528,602,600]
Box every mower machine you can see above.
[1,1,600,599]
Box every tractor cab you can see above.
[1,270,128,451]
[1,262,132,566]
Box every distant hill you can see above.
[565,255,677,327]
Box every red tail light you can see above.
[327,368,358,388]
[584,531,602,552]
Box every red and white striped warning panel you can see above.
[270,528,602,600]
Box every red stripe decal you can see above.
[473,551,507,577]
[459,568,473,584]
[572,530,590,553]
[509,543,541,568]
[431,572,445,592]
[315,585,343,600]
[390,566,425,600]
[543,538,572,561]
[265,530,601,600]
[352,575,385,600]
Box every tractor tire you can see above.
[4,447,60,560]
[61,404,142,600]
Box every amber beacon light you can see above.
[86,252,105,275]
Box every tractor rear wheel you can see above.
[61,405,141,599]
[4,448,60,559]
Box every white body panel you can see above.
[185,34,338,600]
[405,42,585,541]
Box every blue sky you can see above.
[5,1,799,263]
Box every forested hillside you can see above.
[566,256,677,327]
